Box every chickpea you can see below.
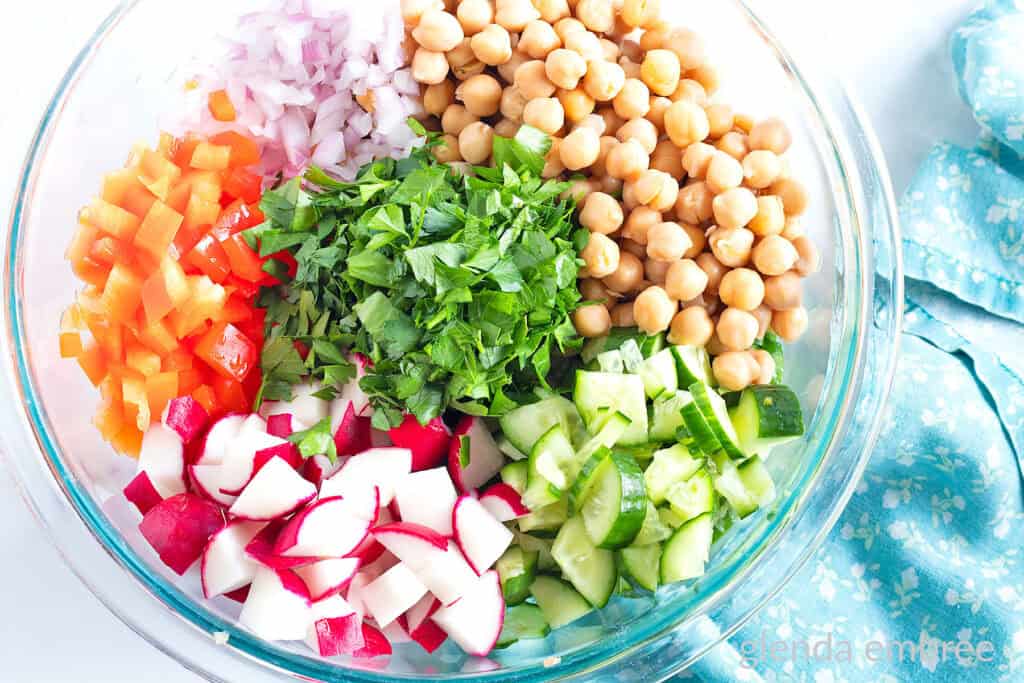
[750,349,775,385]
[712,351,756,391]
[792,235,821,276]
[621,206,660,244]
[402,0,445,26]
[605,139,649,180]
[741,150,782,189]
[583,60,626,101]
[581,232,621,278]
[603,251,644,293]
[681,142,715,179]
[670,79,706,105]
[458,121,495,164]
[665,258,708,301]
[695,252,726,295]
[590,135,618,176]
[441,104,479,136]
[447,39,486,79]
[712,187,758,230]
[523,97,565,135]
[647,221,692,262]
[553,17,587,43]
[494,118,521,137]
[412,48,450,84]
[614,119,657,156]
[542,138,566,178]
[752,235,799,276]
[515,60,557,99]
[734,112,755,134]
[781,215,804,240]
[620,238,647,258]
[599,38,620,62]
[457,0,494,34]
[770,177,809,216]
[633,286,677,334]
[497,50,530,82]
[664,100,710,148]
[681,223,705,258]
[763,271,802,310]
[562,177,599,203]
[564,30,604,62]
[668,306,714,346]
[705,103,734,139]
[634,170,679,212]
[574,113,607,136]
[413,9,465,51]
[749,117,792,155]
[708,226,754,267]
[497,87,526,122]
[705,151,743,193]
[455,74,503,116]
[716,307,758,351]
[618,57,642,80]
[718,268,765,311]
[621,180,639,211]
[621,39,644,63]
[748,195,785,237]
[471,24,513,65]
[576,0,615,32]
[644,257,670,284]
[610,302,637,327]
[520,20,561,58]
[716,131,749,161]
[495,0,541,31]
[651,139,684,178]
[599,175,623,195]
[579,192,624,234]
[573,303,612,337]
[621,0,660,28]
[432,134,463,162]
[646,96,673,131]
[545,49,588,90]
[561,126,601,170]
[639,22,671,51]
[613,79,651,120]
[675,181,714,224]
[641,49,682,97]
[666,27,706,70]
[597,107,625,136]
[536,0,571,23]
[771,306,808,341]
[751,305,772,339]
[423,80,456,116]
[579,277,615,308]
[558,87,597,122]
[688,63,720,95]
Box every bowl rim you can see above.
[1,1,903,680]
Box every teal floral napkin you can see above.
[691,1,1024,680]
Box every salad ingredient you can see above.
[479,483,530,521]
[430,570,505,656]
[135,424,187,500]
[394,467,458,534]
[452,494,515,574]
[228,457,317,521]
[138,493,226,575]
[448,416,505,492]
[362,563,429,627]
[239,567,314,641]
[388,416,452,471]
[272,493,377,558]
[201,519,265,598]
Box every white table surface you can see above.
[0,1,981,680]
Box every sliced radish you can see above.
[295,557,361,601]
[188,465,237,508]
[263,381,328,428]
[139,493,226,575]
[219,425,288,496]
[353,623,392,658]
[393,467,457,535]
[239,567,312,641]
[381,618,412,644]
[245,521,317,569]
[347,505,394,564]
[303,453,344,488]
[361,563,428,627]
[195,414,247,466]
[373,522,449,556]
[388,415,451,471]
[403,594,447,653]
[340,353,373,417]
[201,520,266,598]
[137,424,186,499]
[374,523,477,605]
[452,495,514,575]
[266,413,294,438]
[305,595,363,657]
[370,429,391,447]
[431,570,504,656]
[448,416,505,493]
[478,483,530,521]
[123,472,163,515]
[229,457,317,521]
[319,447,412,506]
[162,396,209,445]
[253,442,302,472]
[415,540,481,606]
[331,400,373,458]
[273,495,374,558]
[223,585,251,604]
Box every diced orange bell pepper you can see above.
[99,262,143,325]
[141,256,189,324]
[183,192,222,233]
[81,199,141,240]
[157,133,177,159]
[60,331,83,358]
[179,170,223,204]
[190,142,232,171]
[185,234,232,284]
[126,341,162,377]
[222,167,262,203]
[208,90,237,122]
[165,180,192,214]
[110,423,143,457]
[139,148,182,188]
[122,372,151,431]
[221,233,266,283]
[66,222,98,265]
[146,371,179,419]
[101,169,149,208]
[210,131,260,168]
[134,200,184,261]
[95,375,125,437]
[161,347,194,372]
[167,275,227,339]
[136,318,179,356]
[88,236,120,266]
[194,321,258,383]
[76,341,108,386]
[172,137,202,170]
[191,384,219,416]
[72,258,112,289]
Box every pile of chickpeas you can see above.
[402,0,820,392]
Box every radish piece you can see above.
[447,416,505,493]
[137,424,186,499]
[452,495,514,574]
[219,425,288,495]
[295,557,361,601]
[229,457,317,521]
[123,472,163,515]
[331,399,373,458]
[320,447,412,506]
[353,623,392,658]
[388,415,451,471]
[393,467,457,535]
[162,396,209,445]
[348,505,393,564]
[202,520,266,598]
[415,540,480,606]
[224,585,250,604]
[305,595,362,656]
[404,595,447,653]
[373,522,449,555]
[339,353,373,417]
[374,523,477,605]
[266,413,294,438]
[382,619,412,644]
[303,453,344,488]
[431,570,504,656]
[188,465,237,507]
[262,381,328,428]
[273,494,375,558]
[239,567,312,641]
[478,483,530,521]
[139,493,226,575]
[244,521,314,569]
[253,442,302,472]
[361,563,428,627]
[195,414,247,466]
[370,429,391,447]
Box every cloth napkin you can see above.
[688,2,1024,680]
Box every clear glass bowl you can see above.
[1,1,902,680]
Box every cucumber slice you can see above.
[580,451,647,549]
[581,328,665,364]
[514,531,556,571]
[501,461,529,495]
[679,398,721,455]
[496,603,550,648]
[728,385,805,457]
[632,500,673,545]
[660,512,713,584]
[710,452,758,518]
[618,339,645,372]
[620,542,662,591]
[524,424,573,509]
[529,575,593,629]
[496,546,539,606]
[518,498,568,534]
[634,348,679,399]
[644,444,703,505]
[737,456,777,508]
[497,435,528,462]
[752,331,784,383]
[649,390,695,443]
[551,516,617,607]
[499,396,583,455]
[574,371,648,445]
[671,345,713,387]
[597,350,624,373]
[567,446,611,516]
[689,382,745,460]
[571,411,630,483]
[665,469,715,523]
[658,505,688,529]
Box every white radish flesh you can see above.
[452,495,514,574]
[229,457,317,521]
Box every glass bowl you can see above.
[1,0,902,680]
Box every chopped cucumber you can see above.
[499,396,583,455]
[496,603,550,648]
[752,331,784,383]
[644,444,703,505]
[649,390,694,443]
[597,350,624,373]
[530,575,593,629]
[710,452,757,518]
[567,446,611,516]
[496,546,539,606]
[581,328,665,364]
[571,411,631,485]
[618,339,645,372]
[679,396,721,455]
[665,469,715,523]
[658,505,688,529]
[660,512,713,584]
[634,348,680,399]
[524,424,573,509]
[632,500,673,545]
[737,456,777,508]
[574,371,648,445]
[551,516,617,607]
[514,531,556,571]
[689,382,745,460]
[619,542,662,591]
[671,345,713,388]
[518,498,568,534]
[497,435,528,461]
[580,451,647,549]
[728,385,805,457]
[501,461,529,495]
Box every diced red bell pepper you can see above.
[209,131,260,168]
[186,234,231,284]
[194,321,258,383]
[222,167,262,204]
[211,375,250,414]
[221,232,266,283]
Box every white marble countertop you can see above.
[0,0,981,680]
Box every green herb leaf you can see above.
[288,417,338,463]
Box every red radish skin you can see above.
[194,413,246,466]
[218,428,290,495]
[188,465,237,508]
[295,557,361,601]
[430,570,505,656]
[312,613,365,656]
[373,522,449,551]
[266,413,294,438]
[123,471,164,515]
[272,495,373,558]
[245,521,319,569]
[403,595,447,653]
[223,585,251,604]
[447,416,506,493]
[388,415,451,471]
[478,483,530,521]
[452,495,514,575]
[139,493,226,575]
[407,617,448,653]
[302,454,344,488]
[353,623,392,658]
[346,505,394,565]
[163,396,210,445]
[253,442,302,473]
[333,400,373,457]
